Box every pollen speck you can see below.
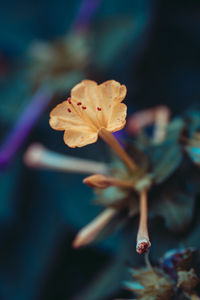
[67,108,71,113]
[77,102,82,106]
[82,106,87,110]
[97,107,102,111]
[68,97,72,104]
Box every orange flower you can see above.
[49,80,127,147]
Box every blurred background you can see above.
[0,0,200,299]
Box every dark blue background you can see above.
[0,0,200,299]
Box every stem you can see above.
[106,176,134,189]
[99,128,136,171]
[144,252,153,271]
[136,189,151,254]
[24,143,109,174]
[72,208,117,248]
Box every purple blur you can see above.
[0,88,52,169]
[71,0,102,33]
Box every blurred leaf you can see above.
[183,107,200,137]
[149,144,183,184]
[150,187,195,233]
[91,16,135,69]
[186,146,200,166]
[96,187,139,217]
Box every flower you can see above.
[49,79,127,148]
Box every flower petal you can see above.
[71,80,97,102]
[107,103,127,132]
[63,128,98,148]
[49,100,93,131]
[71,80,127,130]
[99,80,127,104]
[71,80,105,127]
[98,80,127,128]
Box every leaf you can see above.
[183,107,200,137]
[186,146,200,166]
[95,186,128,207]
[95,187,139,217]
[166,117,185,142]
[135,117,185,184]
[151,144,183,184]
[91,17,135,69]
[150,187,195,233]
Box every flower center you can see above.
[66,96,104,130]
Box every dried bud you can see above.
[125,268,174,299]
[155,277,174,299]
[136,239,151,254]
[177,269,199,292]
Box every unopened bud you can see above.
[83,174,111,188]
[83,174,134,189]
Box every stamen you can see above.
[82,106,87,110]
[67,108,71,113]
[97,107,101,111]
[77,102,82,106]
[136,189,151,254]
